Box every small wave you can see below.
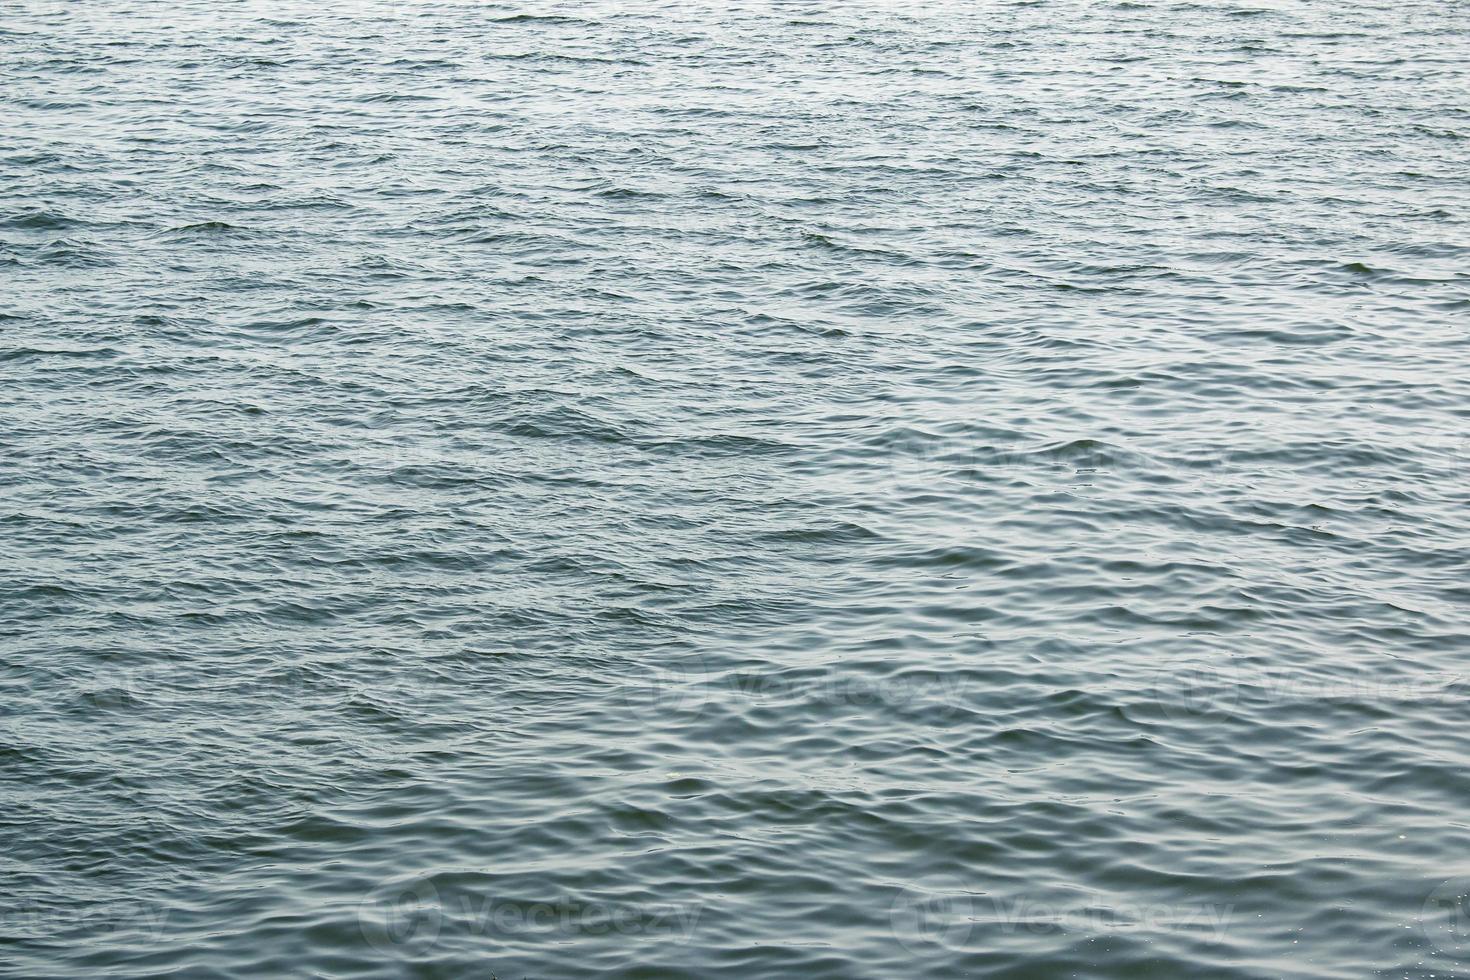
[161,220,246,236]
[489,13,593,24]
[1,208,78,230]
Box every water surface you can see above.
[3,1,1469,976]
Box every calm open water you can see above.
[3,0,1469,977]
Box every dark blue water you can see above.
[3,1,1469,976]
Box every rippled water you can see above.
[3,0,1469,976]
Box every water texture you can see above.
[2,0,1469,976]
